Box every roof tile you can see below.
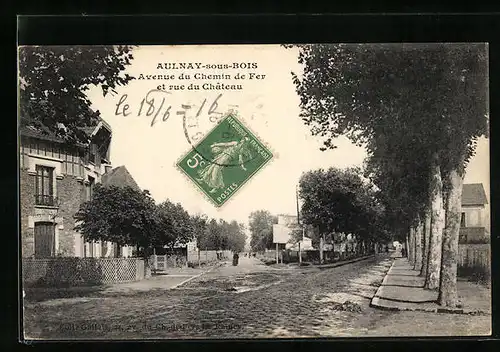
[101,166,141,191]
[462,183,488,205]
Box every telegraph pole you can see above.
[296,184,303,265]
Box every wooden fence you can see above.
[257,248,368,264]
[149,250,233,270]
[187,250,232,266]
[457,244,490,282]
[22,257,145,287]
[150,254,188,269]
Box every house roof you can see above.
[19,125,67,144]
[462,183,488,205]
[101,166,141,191]
[19,105,111,144]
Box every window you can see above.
[34,222,55,258]
[460,212,466,227]
[85,176,95,201]
[35,165,55,206]
[88,144,97,164]
[469,211,479,227]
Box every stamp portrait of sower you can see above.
[196,136,252,193]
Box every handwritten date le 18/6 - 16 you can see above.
[114,89,223,127]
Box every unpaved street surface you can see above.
[23,255,490,339]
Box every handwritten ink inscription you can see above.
[115,89,224,130]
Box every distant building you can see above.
[274,214,314,251]
[101,165,140,191]
[277,214,298,227]
[459,183,489,243]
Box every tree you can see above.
[74,184,158,268]
[249,210,278,252]
[288,225,305,264]
[363,134,431,271]
[191,214,209,247]
[226,221,247,253]
[290,43,488,307]
[199,218,246,252]
[201,219,222,250]
[299,167,384,247]
[19,46,134,144]
[155,200,194,250]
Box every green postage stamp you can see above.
[177,113,273,207]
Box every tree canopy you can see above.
[75,185,245,254]
[292,43,488,161]
[19,46,135,144]
[74,184,157,250]
[156,200,194,249]
[299,167,388,243]
[196,218,246,252]
[249,210,278,252]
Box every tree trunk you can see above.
[414,218,423,271]
[298,241,302,265]
[425,157,445,290]
[319,234,324,264]
[405,235,409,258]
[438,168,463,306]
[299,228,303,265]
[408,227,415,265]
[143,247,150,278]
[420,207,432,277]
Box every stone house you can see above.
[20,117,137,258]
[459,183,489,243]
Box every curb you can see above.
[316,255,375,270]
[370,257,393,299]
[369,260,490,316]
[370,296,489,316]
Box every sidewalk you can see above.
[101,262,225,294]
[370,257,491,315]
[24,262,222,301]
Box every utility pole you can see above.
[296,184,303,265]
[276,242,279,264]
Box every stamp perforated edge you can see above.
[175,108,278,210]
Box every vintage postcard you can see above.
[19,44,491,339]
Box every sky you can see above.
[86,45,490,229]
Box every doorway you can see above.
[34,222,56,258]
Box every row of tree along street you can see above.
[248,167,389,264]
[287,43,488,308]
[298,167,391,255]
[74,184,246,262]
